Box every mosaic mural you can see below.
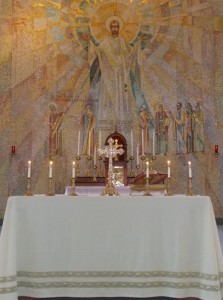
[0,0,223,215]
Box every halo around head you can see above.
[106,16,123,33]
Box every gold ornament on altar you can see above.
[98,138,124,196]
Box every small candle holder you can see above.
[141,155,146,174]
[25,178,33,196]
[186,177,193,196]
[47,178,55,196]
[75,155,81,177]
[69,177,78,196]
[86,155,92,177]
[97,155,103,177]
[129,156,135,176]
[93,165,97,182]
[165,177,172,196]
[144,176,152,196]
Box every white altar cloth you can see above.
[65,185,132,196]
[0,195,223,300]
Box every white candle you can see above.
[49,161,53,178]
[130,129,134,157]
[136,144,139,165]
[28,161,31,178]
[94,145,97,165]
[188,161,192,178]
[72,161,75,178]
[77,130,80,156]
[167,160,170,178]
[141,129,145,156]
[88,132,91,156]
[152,129,155,156]
[98,131,101,149]
[146,161,149,177]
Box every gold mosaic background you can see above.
[0,0,223,215]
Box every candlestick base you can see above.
[69,177,78,196]
[186,177,193,196]
[101,182,119,196]
[25,178,33,196]
[144,177,152,196]
[165,177,172,196]
[46,178,55,196]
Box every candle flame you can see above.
[50,161,53,165]
[167,160,170,165]
[188,161,191,165]
[72,161,75,166]
[28,160,31,165]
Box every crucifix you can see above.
[114,138,123,161]
[98,137,124,196]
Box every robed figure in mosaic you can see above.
[88,17,138,131]
[155,103,169,155]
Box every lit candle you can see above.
[152,129,155,156]
[188,161,192,178]
[88,132,91,156]
[49,161,53,178]
[167,160,170,178]
[77,130,80,156]
[72,161,75,178]
[28,161,31,178]
[94,145,97,165]
[136,144,139,165]
[146,161,149,178]
[141,129,145,156]
[130,129,134,157]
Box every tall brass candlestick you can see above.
[86,156,92,177]
[93,165,97,182]
[187,177,193,196]
[129,156,135,177]
[25,178,33,196]
[97,156,103,177]
[141,155,146,174]
[165,177,173,196]
[69,177,78,196]
[136,164,140,175]
[47,178,55,196]
[144,176,152,196]
[75,155,81,177]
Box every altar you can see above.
[0,195,223,300]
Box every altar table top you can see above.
[0,195,223,300]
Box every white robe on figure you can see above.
[89,36,137,130]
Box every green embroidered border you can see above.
[17,271,222,281]
[17,280,220,292]
[1,271,222,295]
[0,275,16,283]
[0,286,17,294]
